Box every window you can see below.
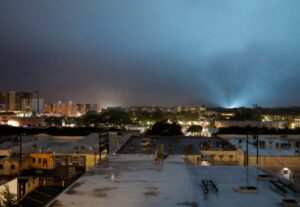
[43,158,48,166]
[11,164,15,170]
[281,143,291,149]
[32,158,36,163]
[38,158,42,164]
[259,141,266,149]
[0,164,3,169]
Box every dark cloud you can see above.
[0,0,300,107]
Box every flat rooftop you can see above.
[118,136,236,155]
[48,155,196,207]
[49,155,299,207]
[187,165,298,207]
[227,136,300,156]
[0,134,129,154]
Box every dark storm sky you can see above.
[0,0,300,107]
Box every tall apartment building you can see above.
[44,102,99,116]
[49,101,77,116]
[20,92,32,112]
[0,91,44,113]
[8,91,17,111]
[52,101,66,115]
[32,91,44,114]
[0,92,8,111]
[76,104,86,116]
[66,101,77,116]
[86,104,99,113]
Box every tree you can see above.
[0,185,17,207]
[186,125,203,135]
[44,116,63,126]
[99,109,133,126]
[146,120,183,136]
[233,108,258,121]
[81,111,101,127]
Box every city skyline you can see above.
[1,1,300,206]
[1,1,300,107]
[3,90,300,109]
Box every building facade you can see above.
[0,91,43,114]
[44,102,99,116]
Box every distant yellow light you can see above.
[201,161,210,166]
[7,120,20,127]
[291,123,296,129]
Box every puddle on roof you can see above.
[144,191,160,198]
[177,201,199,207]
[48,200,64,207]
[65,181,85,195]
[92,187,118,198]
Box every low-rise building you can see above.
[0,158,21,176]
[18,177,40,200]
[7,116,45,127]
[215,120,288,129]
[0,178,18,203]
[0,177,40,203]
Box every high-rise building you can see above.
[20,92,33,112]
[66,101,77,116]
[44,102,98,116]
[52,101,66,115]
[86,104,99,113]
[76,104,86,116]
[8,91,17,111]
[43,103,53,114]
[5,91,43,113]
[0,92,8,111]
[32,91,44,114]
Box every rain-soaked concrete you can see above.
[48,155,196,207]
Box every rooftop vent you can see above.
[279,199,298,207]
[233,186,258,193]
[257,174,274,181]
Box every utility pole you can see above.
[19,135,22,175]
[254,134,259,165]
[245,134,259,166]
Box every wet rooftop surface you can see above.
[118,136,236,155]
[49,155,196,207]
[227,136,300,156]
[0,133,129,154]
[50,155,300,207]
[187,165,299,207]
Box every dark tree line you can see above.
[44,109,202,127]
[146,120,183,136]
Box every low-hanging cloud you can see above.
[0,0,299,107]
